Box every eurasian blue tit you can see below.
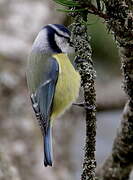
[26,24,80,166]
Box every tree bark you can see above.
[96,0,133,179]
[96,101,133,180]
[60,0,133,179]
[70,14,97,180]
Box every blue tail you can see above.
[44,125,53,167]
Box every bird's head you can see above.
[32,24,74,54]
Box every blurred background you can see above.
[0,0,128,180]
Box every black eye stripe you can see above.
[45,25,70,40]
[46,26,62,53]
[52,24,71,35]
[55,33,70,40]
[54,33,71,45]
[43,25,71,53]
[65,37,70,41]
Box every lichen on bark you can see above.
[70,15,97,180]
[96,101,133,180]
[54,0,133,179]
[96,0,133,179]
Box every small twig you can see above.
[77,1,110,19]
[85,4,109,19]
[73,102,96,110]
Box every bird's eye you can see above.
[64,36,70,43]
[69,39,74,46]
[66,37,70,43]
[66,37,73,46]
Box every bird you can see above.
[26,24,80,167]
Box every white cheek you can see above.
[63,43,74,53]
[55,34,74,53]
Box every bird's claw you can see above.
[73,102,96,110]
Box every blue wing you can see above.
[30,57,59,132]
[27,50,59,166]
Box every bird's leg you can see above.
[73,102,96,110]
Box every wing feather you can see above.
[29,57,59,133]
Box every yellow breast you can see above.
[51,53,80,120]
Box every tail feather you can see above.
[44,125,53,167]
